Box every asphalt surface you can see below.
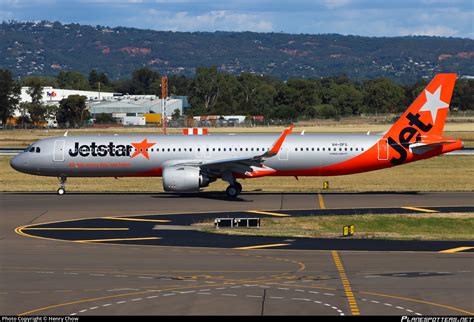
[1,191,473,316]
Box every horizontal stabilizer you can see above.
[409,140,457,155]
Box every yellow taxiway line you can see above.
[22,227,129,231]
[318,193,326,209]
[246,210,290,217]
[401,206,438,213]
[103,217,171,223]
[234,243,290,250]
[332,251,360,316]
[76,237,161,243]
[439,246,474,253]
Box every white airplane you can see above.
[10,74,463,197]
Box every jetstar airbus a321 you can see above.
[10,73,463,198]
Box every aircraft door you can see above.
[53,140,65,162]
[378,138,389,160]
[278,145,289,160]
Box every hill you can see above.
[1,21,473,83]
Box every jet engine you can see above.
[162,166,211,192]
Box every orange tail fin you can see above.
[386,73,457,139]
[383,73,457,165]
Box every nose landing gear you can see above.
[57,176,67,195]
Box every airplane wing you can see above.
[171,124,294,177]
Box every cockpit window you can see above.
[29,147,35,152]
[36,147,41,153]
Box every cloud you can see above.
[323,0,352,9]
[398,26,459,37]
[142,9,273,32]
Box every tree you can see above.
[88,69,99,87]
[362,78,405,114]
[56,71,89,90]
[452,79,474,111]
[17,102,31,128]
[0,69,21,126]
[171,108,181,121]
[23,77,49,126]
[286,79,322,115]
[56,95,89,127]
[95,113,116,124]
[313,104,338,119]
[322,83,363,116]
[130,67,160,94]
[89,69,110,90]
[189,66,222,112]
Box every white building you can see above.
[20,86,118,106]
[89,97,184,120]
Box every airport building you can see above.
[14,86,189,127]
[89,96,185,125]
[19,86,118,106]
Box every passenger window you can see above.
[218,148,221,152]
[245,148,248,151]
[361,148,365,151]
[317,148,320,151]
[306,148,309,151]
[206,148,209,152]
[322,148,325,151]
[189,148,192,152]
[36,147,41,153]
[29,147,35,152]
[178,148,181,152]
[223,148,226,152]
[197,148,200,152]
[251,148,254,151]
[295,148,298,152]
[339,148,342,151]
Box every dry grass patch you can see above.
[1,155,473,192]
[195,213,474,240]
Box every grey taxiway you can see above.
[0,192,473,316]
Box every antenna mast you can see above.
[161,76,168,135]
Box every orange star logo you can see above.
[131,138,156,160]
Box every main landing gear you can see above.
[226,182,242,198]
[57,176,67,195]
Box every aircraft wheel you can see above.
[235,182,242,193]
[57,188,66,195]
[226,185,239,198]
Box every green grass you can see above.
[195,213,474,240]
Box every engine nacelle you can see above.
[162,166,210,192]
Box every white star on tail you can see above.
[419,86,449,123]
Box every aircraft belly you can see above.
[53,156,163,177]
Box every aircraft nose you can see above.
[10,154,27,172]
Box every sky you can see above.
[1,0,473,38]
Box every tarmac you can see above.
[1,191,473,316]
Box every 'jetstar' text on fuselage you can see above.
[68,142,133,157]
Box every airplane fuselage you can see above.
[11,133,383,178]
